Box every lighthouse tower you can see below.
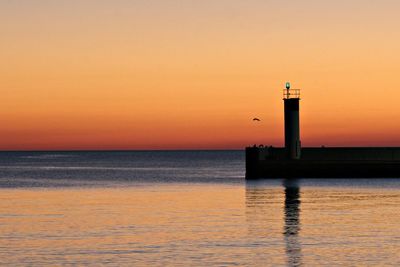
[284,82,301,160]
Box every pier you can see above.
[246,83,400,179]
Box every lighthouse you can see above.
[246,82,400,179]
[283,82,301,160]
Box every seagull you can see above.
[253,118,261,121]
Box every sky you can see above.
[1,0,400,150]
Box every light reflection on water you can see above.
[246,180,302,266]
[2,149,400,266]
[283,180,302,267]
[245,179,400,266]
[1,180,400,265]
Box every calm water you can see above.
[1,151,400,266]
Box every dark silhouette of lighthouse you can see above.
[284,82,301,160]
[246,82,400,178]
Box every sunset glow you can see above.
[2,1,400,150]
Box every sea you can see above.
[1,150,400,266]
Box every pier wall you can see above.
[247,147,400,161]
[246,147,400,178]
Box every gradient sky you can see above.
[1,0,400,150]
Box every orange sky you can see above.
[1,1,400,150]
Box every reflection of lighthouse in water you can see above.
[245,180,302,266]
[283,179,302,267]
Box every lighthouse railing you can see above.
[283,89,300,99]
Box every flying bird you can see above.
[253,118,261,121]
